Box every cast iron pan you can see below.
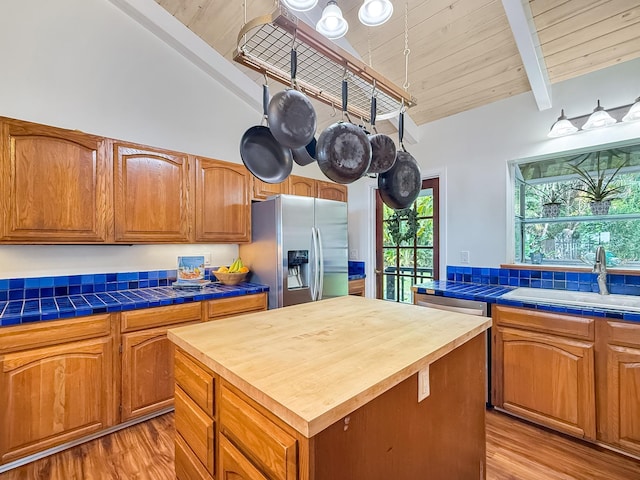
[378,111,421,209]
[268,49,317,150]
[240,85,293,184]
[366,96,397,174]
[316,80,372,184]
[292,137,317,166]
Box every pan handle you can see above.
[399,110,406,151]
[291,49,297,87]
[262,84,270,120]
[342,80,352,123]
[370,96,377,133]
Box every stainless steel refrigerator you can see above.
[239,194,348,309]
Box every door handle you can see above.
[375,269,382,274]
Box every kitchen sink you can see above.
[501,287,640,313]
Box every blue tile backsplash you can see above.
[446,265,640,296]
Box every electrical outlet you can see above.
[349,249,358,260]
[460,250,470,264]
[202,253,211,265]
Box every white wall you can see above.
[347,58,640,294]
[0,0,321,278]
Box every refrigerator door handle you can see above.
[316,227,325,300]
[309,227,317,301]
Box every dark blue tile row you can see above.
[445,265,640,296]
[0,282,268,327]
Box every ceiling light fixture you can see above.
[582,99,617,130]
[547,109,578,138]
[622,96,640,123]
[358,0,394,26]
[316,1,348,40]
[281,0,318,12]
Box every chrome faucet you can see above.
[593,246,609,295]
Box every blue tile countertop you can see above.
[414,280,640,323]
[348,261,365,281]
[0,282,269,327]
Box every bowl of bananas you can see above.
[214,258,249,285]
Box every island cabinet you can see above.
[193,157,251,243]
[119,303,203,422]
[0,314,116,465]
[492,305,596,439]
[114,143,191,243]
[348,278,365,296]
[0,117,112,243]
[597,320,640,456]
[169,296,491,480]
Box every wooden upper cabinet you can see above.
[194,157,251,243]
[114,143,190,242]
[0,117,111,243]
[252,176,289,201]
[289,175,315,197]
[316,180,347,202]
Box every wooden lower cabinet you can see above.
[0,336,114,464]
[348,278,365,296]
[219,434,269,480]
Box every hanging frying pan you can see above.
[268,49,317,150]
[366,95,396,174]
[378,111,421,209]
[292,137,317,166]
[240,84,293,184]
[316,80,372,184]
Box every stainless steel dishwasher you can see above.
[414,290,492,406]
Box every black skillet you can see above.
[316,80,372,184]
[240,84,293,184]
[378,111,421,209]
[366,96,397,174]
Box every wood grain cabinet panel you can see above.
[289,175,315,197]
[193,157,251,243]
[0,117,111,243]
[316,180,347,202]
[114,143,190,242]
[206,293,268,320]
[220,434,270,480]
[0,336,114,464]
[348,278,365,296]
[252,177,289,201]
[175,432,214,480]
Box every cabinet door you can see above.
[252,177,289,201]
[316,180,347,202]
[121,326,176,421]
[0,118,111,242]
[494,325,596,439]
[0,336,114,464]
[194,157,251,243]
[114,143,190,242]
[289,175,315,197]
[219,434,270,480]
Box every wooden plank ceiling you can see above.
[154,0,640,129]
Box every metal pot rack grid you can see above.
[234,5,416,123]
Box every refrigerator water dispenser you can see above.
[287,250,308,289]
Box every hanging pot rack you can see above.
[234,4,416,123]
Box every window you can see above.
[376,178,440,303]
[513,142,640,268]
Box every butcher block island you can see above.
[167,295,491,480]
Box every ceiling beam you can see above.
[501,0,552,111]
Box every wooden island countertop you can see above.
[167,295,490,438]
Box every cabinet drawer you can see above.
[494,305,594,340]
[207,293,267,320]
[121,303,202,332]
[603,320,640,347]
[175,349,215,415]
[175,432,213,480]
[0,314,111,354]
[348,278,365,296]
[174,386,215,475]
[220,434,270,480]
[220,384,297,480]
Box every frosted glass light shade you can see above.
[358,0,393,26]
[582,100,616,130]
[282,0,318,12]
[622,97,640,122]
[548,109,578,137]
[316,1,348,39]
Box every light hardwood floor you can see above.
[1,410,639,479]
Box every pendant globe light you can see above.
[622,96,640,123]
[548,109,578,138]
[316,1,348,39]
[281,0,318,12]
[582,100,616,130]
[358,0,394,26]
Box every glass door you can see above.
[375,178,440,303]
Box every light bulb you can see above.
[548,109,578,138]
[316,1,348,39]
[281,0,318,12]
[358,0,393,27]
[582,100,616,130]
[622,96,640,123]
